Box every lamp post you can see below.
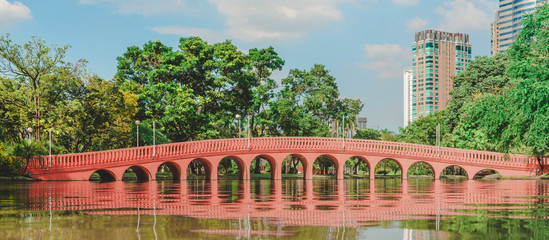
[135,120,141,147]
[49,129,52,169]
[436,123,440,160]
[26,127,33,140]
[342,115,345,150]
[247,113,252,151]
[235,114,241,138]
[153,120,156,158]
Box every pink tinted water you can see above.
[1,179,549,239]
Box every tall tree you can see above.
[248,47,284,137]
[505,4,549,172]
[272,64,361,137]
[116,37,261,141]
[0,35,70,141]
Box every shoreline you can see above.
[2,175,549,182]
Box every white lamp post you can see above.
[49,129,52,169]
[436,123,440,160]
[342,115,345,150]
[135,120,141,147]
[235,114,241,138]
[153,120,156,158]
[26,127,33,140]
[247,113,252,150]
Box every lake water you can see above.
[1,179,549,239]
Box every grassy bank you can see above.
[0,176,38,181]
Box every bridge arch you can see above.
[187,158,212,180]
[344,156,370,178]
[473,169,501,180]
[313,154,338,178]
[122,165,151,181]
[89,169,116,182]
[374,158,403,179]
[155,161,182,181]
[281,154,307,179]
[406,161,435,179]
[250,155,277,179]
[218,156,245,180]
[441,165,469,179]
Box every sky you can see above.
[0,0,498,131]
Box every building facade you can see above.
[404,30,471,126]
[403,69,413,127]
[491,0,547,54]
[357,117,368,130]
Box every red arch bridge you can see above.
[27,137,545,181]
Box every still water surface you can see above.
[1,179,549,239]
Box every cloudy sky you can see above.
[0,0,498,131]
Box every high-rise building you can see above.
[403,69,413,127]
[491,0,547,54]
[357,117,368,130]
[404,30,471,125]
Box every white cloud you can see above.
[357,43,410,79]
[406,17,428,31]
[392,0,419,6]
[0,0,31,28]
[436,0,497,32]
[208,0,348,41]
[78,0,185,16]
[150,26,227,43]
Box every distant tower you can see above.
[491,0,548,54]
[403,69,413,127]
[407,30,471,124]
[357,117,368,130]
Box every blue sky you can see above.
[0,0,498,131]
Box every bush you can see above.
[0,147,23,176]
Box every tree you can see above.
[0,34,70,141]
[13,139,47,174]
[353,128,381,140]
[247,47,284,138]
[399,111,449,146]
[344,157,368,175]
[64,77,138,152]
[116,37,266,141]
[504,3,549,172]
[379,129,398,142]
[445,54,510,130]
[272,64,362,137]
[0,145,23,176]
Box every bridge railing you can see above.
[28,137,540,170]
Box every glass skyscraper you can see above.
[404,30,471,126]
[491,0,548,54]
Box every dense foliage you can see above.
[399,4,549,172]
[0,35,362,176]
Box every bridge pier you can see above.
[336,162,345,180]
[209,158,218,181]
[180,167,187,181]
[368,157,383,180]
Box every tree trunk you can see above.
[537,156,545,175]
[191,162,197,174]
[23,158,30,175]
[254,158,261,174]
[285,158,290,174]
[291,157,298,174]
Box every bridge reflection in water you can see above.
[27,179,547,227]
